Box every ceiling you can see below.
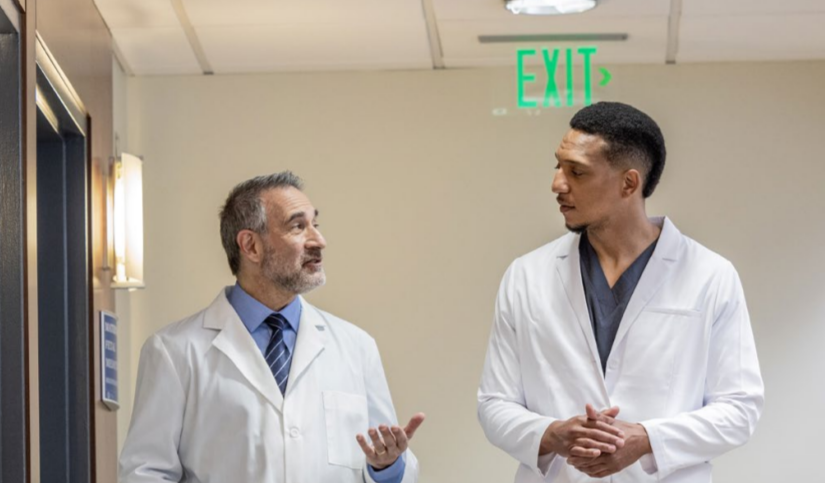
[94,0,825,75]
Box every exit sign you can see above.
[516,46,612,109]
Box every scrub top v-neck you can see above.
[579,232,659,373]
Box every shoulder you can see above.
[502,233,574,284]
[520,233,573,265]
[305,303,377,349]
[144,306,214,358]
[678,232,738,277]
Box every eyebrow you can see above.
[285,209,319,224]
[555,156,589,168]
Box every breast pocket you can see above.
[322,391,369,470]
[625,307,702,378]
[621,308,703,414]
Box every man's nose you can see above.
[551,169,568,194]
[307,225,326,249]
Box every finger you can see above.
[581,423,625,440]
[404,413,426,439]
[356,434,376,459]
[581,428,625,447]
[586,413,615,425]
[379,426,398,452]
[601,406,620,419]
[593,420,625,438]
[391,426,409,452]
[566,455,591,466]
[569,454,601,469]
[586,405,621,425]
[368,428,386,454]
[569,446,600,458]
[574,438,617,454]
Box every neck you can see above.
[585,205,660,265]
[236,271,296,312]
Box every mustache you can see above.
[301,249,323,263]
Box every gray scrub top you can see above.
[579,232,659,374]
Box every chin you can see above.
[565,223,588,234]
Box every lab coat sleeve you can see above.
[119,334,186,483]
[477,262,557,477]
[640,262,764,480]
[363,337,419,483]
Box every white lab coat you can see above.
[119,288,418,483]
[478,217,764,483]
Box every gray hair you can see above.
[219,171,304,275]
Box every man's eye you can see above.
[571,170,583,177]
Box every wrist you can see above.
[632,423,652,456]
[539,421,562,455]
[370,460,391,471]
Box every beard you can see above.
[261,243,326,295]
[565,223,588,234]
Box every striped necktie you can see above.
[264,314,292,395]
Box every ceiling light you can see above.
[505,0,598,15]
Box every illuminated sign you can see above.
[516,46,612,108]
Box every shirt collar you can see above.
[228,282,302,333]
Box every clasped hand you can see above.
[542,404,651,478]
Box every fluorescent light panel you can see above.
[506,0,598,15]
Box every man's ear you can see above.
[237,230,263,265]
[622,169,643,198]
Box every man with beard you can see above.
[120,172,424,483]
[477,102,763,483]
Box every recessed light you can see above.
[505,0,598,15]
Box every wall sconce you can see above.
[111,153,145,289]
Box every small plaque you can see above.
[100,311,119,410]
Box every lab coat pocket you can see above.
[644,306,703,318]
[622,309,700,416]
[626,309,699,378]
[323,391,369,470]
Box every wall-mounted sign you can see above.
[100,311,119,411]
[516,46,612,109]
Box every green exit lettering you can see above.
[517,46,610,109]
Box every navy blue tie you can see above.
[264,314,292,395]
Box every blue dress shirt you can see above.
[227,283,405,482]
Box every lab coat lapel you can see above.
[285,299,326,396]
[610,217,682,353]
[205,289,284,413]
[555,233,603,371]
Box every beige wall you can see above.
[119,61,825,482]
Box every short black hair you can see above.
[570,102,666,198]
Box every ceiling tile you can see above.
[677,14,825,62]
[433,0,671,20]
[111,28,202,75]
[682,0,825,16]
[182,0,425,26]
[440,16,668,67]
[196,22,433,73]
[93,0,180,28]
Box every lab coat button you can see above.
[289,427,300,438]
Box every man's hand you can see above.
[567,419,652,478]
[356,413,426,470]
[540,404,626,458]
